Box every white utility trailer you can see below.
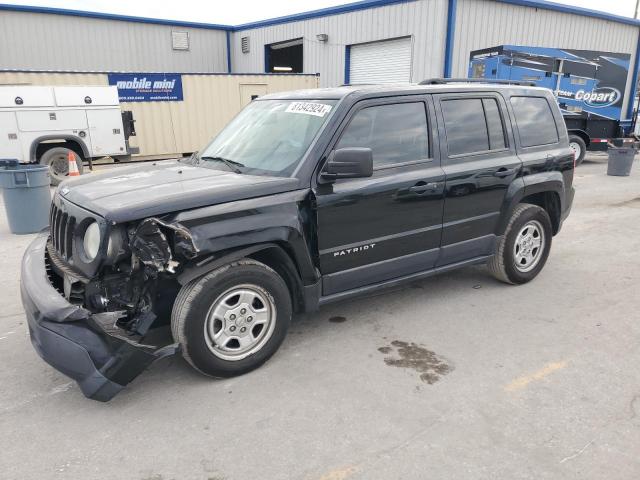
[0,85,135,184]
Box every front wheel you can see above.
[171,259,292,377]
[488,203,552,284]
[568,135,587,166]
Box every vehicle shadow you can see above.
[116,263,495,404]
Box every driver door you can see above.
[313,97,446,296]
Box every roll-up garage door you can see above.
[349,37,412,84]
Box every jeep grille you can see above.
[49,202,76,261]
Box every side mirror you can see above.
[320,147,373,181]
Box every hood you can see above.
[59,160,301,223]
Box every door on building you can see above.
[239,84,268,107]
[265,38,304,73]
[348,36,412,84]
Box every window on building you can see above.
[441,98,506,156]
[266,38,303,73]
[336,102,429,168]
[510,96,559,147]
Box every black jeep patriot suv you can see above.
[21,81,574,400]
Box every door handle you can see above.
[409,182,439,193]
[494,167,518,178]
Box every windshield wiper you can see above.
[199,155,244,174]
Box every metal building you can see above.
[0,6,229,73]
[1,0,640,120]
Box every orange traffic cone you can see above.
[68,151,80,177]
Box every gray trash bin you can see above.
[607,146,636,177]
[0,159,51,234]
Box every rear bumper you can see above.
[20,231,176,401]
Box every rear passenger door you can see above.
[434,93,521,265]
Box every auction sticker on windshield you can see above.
[285,102,333,117]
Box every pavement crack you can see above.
[629,394,640,420]
[559,439,595,464]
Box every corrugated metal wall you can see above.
[0,10,228,73]
[454,0,640,117]
[231,0,448,87]
[0,72,319,157]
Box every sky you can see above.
[2,0,638,25]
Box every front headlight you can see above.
[83,221,101,261]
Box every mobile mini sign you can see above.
[108,73,183,102]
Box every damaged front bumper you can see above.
[20,231,177,401]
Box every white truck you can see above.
[0,85,136,185]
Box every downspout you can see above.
[344,45,351,84]
[626,27,640,122]
[443,0,458,78]
[226,30,232,73]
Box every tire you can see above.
[38,146,84,186]
[568,135,587,166]
[488,203,553,285]
[171,259,292,378]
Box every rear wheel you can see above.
[568,135,586,166]
[171,259,292,377]
[488,203,552,284]
[38,146,84,186]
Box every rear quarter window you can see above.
[510,96,559,148]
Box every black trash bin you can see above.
[0,160,51,234]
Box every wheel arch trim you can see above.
[567,129,590,146]
[30,135,90,162]
[177,242,316,313]
[497,174,565,236]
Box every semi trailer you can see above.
[469,45,637,164]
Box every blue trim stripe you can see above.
[495,0,640,27]
[226,30,232,73]
[344,45,351,85]
[443,0,457,78]
[0,3,231,30]
[627,30,640,120]
[2,0,639,31]
[0,68,318,76]
[233,0,413,31]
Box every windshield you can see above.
[198,99,337,176]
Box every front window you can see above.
[198,99,337,176]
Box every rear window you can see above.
[441,97,506,156]
[510,96,559,147]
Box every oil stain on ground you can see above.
[329,315,347,323]
[378,340,453,384]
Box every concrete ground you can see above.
[1,154,639,480]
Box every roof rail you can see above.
[418,78,536,87]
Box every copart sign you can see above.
[575,87,621,108]
[108,73,183,102]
